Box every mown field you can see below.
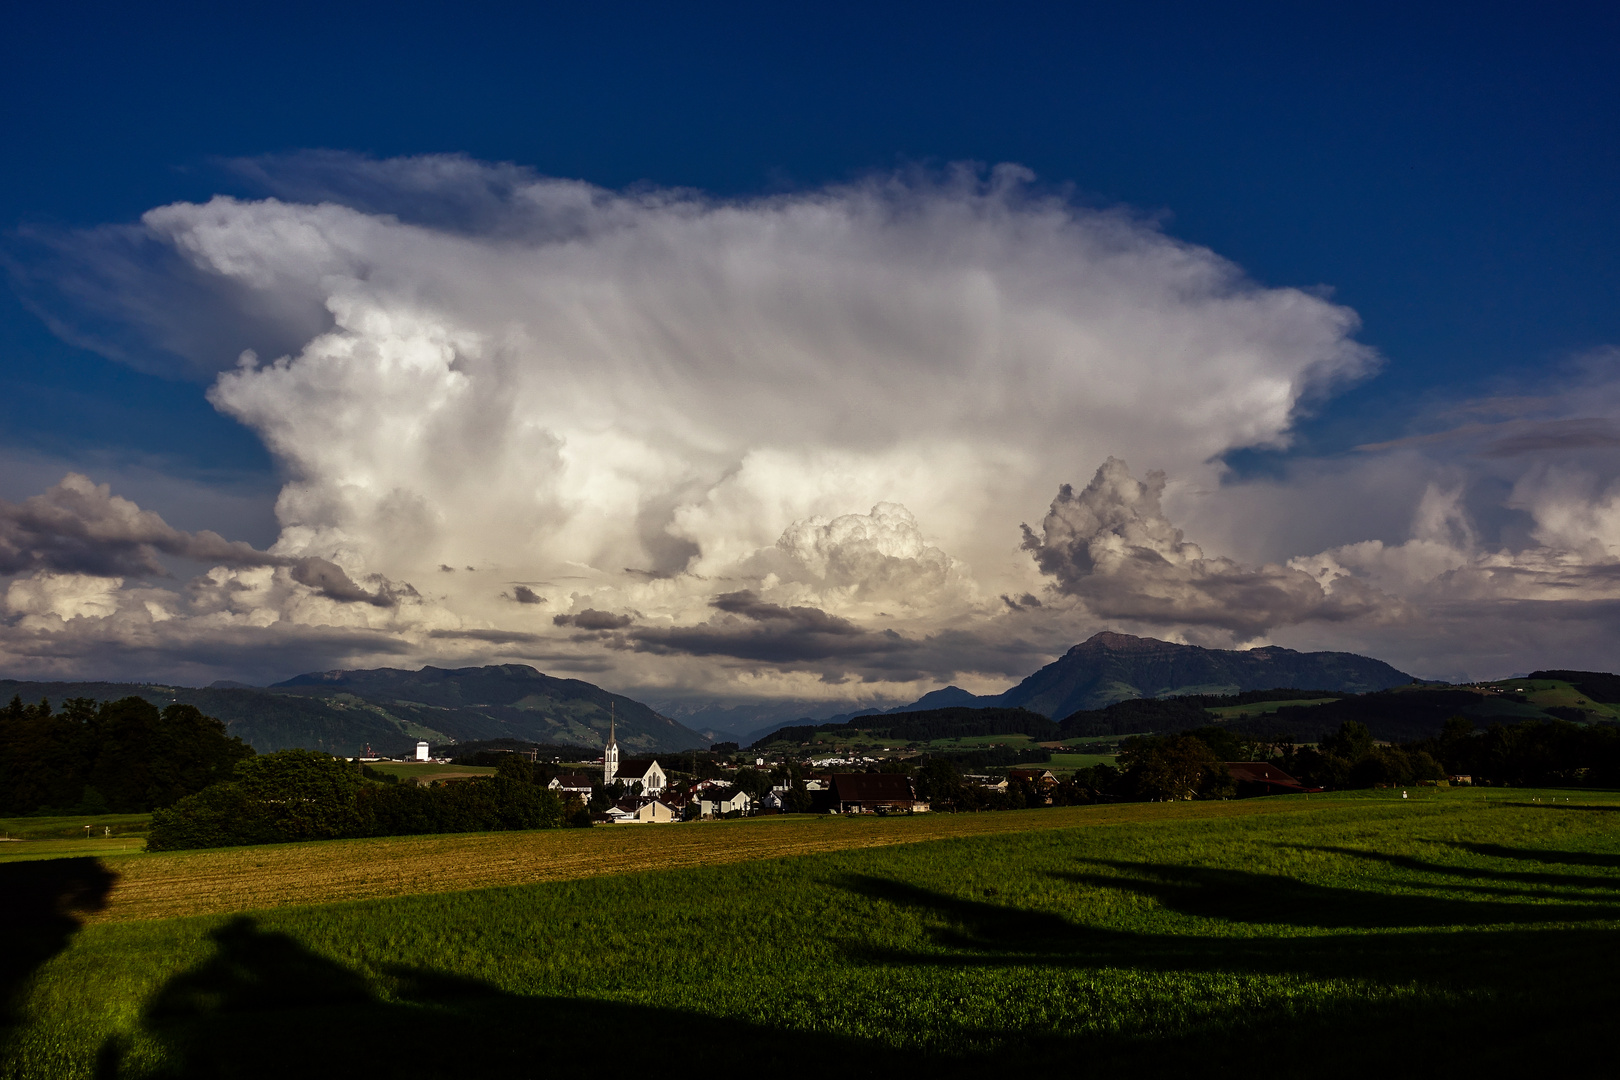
[3,790,1614,1077]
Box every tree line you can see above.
[1,695,253,815]
[149,750,589,850]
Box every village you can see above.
[359,721,1103,823]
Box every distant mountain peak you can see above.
[1071,631,1170,652]
[904,632,1411,718]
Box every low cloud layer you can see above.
[8,155,1620,693]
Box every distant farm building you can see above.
[415,741,430,762]
[1008,768,1057,787]
[697,789,752,818]
[548,774,594,799]
[1224,762,1305,797]
[824,773,916,814]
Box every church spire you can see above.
[604,700,620,785]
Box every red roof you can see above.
[1225,762,1303,788]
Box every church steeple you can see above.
[603,701,620,785]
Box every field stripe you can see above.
[87,799,1334,923]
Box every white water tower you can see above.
[415,741,430,761]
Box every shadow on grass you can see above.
[836,851,1616,1070]
[97,917,913,1079]
[1449,840,1620,869]
[1280,843,1620,892]
[0,857,115,1026]
[1056,858,1620,927]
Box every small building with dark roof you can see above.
[826,773,915,814]
[548,773,594,798]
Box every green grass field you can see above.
[1046,752,1116,769]
[0,815,152,865]
[2,790,1614,1076]
[1205,696,1339,720]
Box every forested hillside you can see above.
[0,664,706,757]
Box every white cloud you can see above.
[6,573,124,622]
[2,155,1418,692]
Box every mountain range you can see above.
[742,631,1417,741]
[1,632,1416,757]
[0,665,708,757]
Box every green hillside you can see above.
[0,665,707,757]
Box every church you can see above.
[602,710,667,795]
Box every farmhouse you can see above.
[548,774,593,799]
[1225,762,1305,797]
[1008,768,1057,787]
[826,773,915,814]
[697,789,753,818]
[610,797,678,823]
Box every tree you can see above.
[1321,721,1375,763]
[732,767,773,799]
[0,694,251,815]
[1119,735,1229,801]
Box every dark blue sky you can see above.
[4,0,1617,499]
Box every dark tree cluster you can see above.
[0,695,254,815]
[148,750,583,850]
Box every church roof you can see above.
[618,757,662,777]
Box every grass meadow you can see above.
[2,790,1615,1077]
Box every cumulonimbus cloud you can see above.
[42,154,1620,690]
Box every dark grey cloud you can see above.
[0,473,280,577]
[1022,458,1386,637]
[1483,418,1620,457]
[1001,593,1043,612]
[553,609,635,630]
[0,473,418,608]
[509,585,546,604]
[426,628,544,644]
[709,590,863,634]
[287,557,414,608]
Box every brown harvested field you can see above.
[89,799,1322,923]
